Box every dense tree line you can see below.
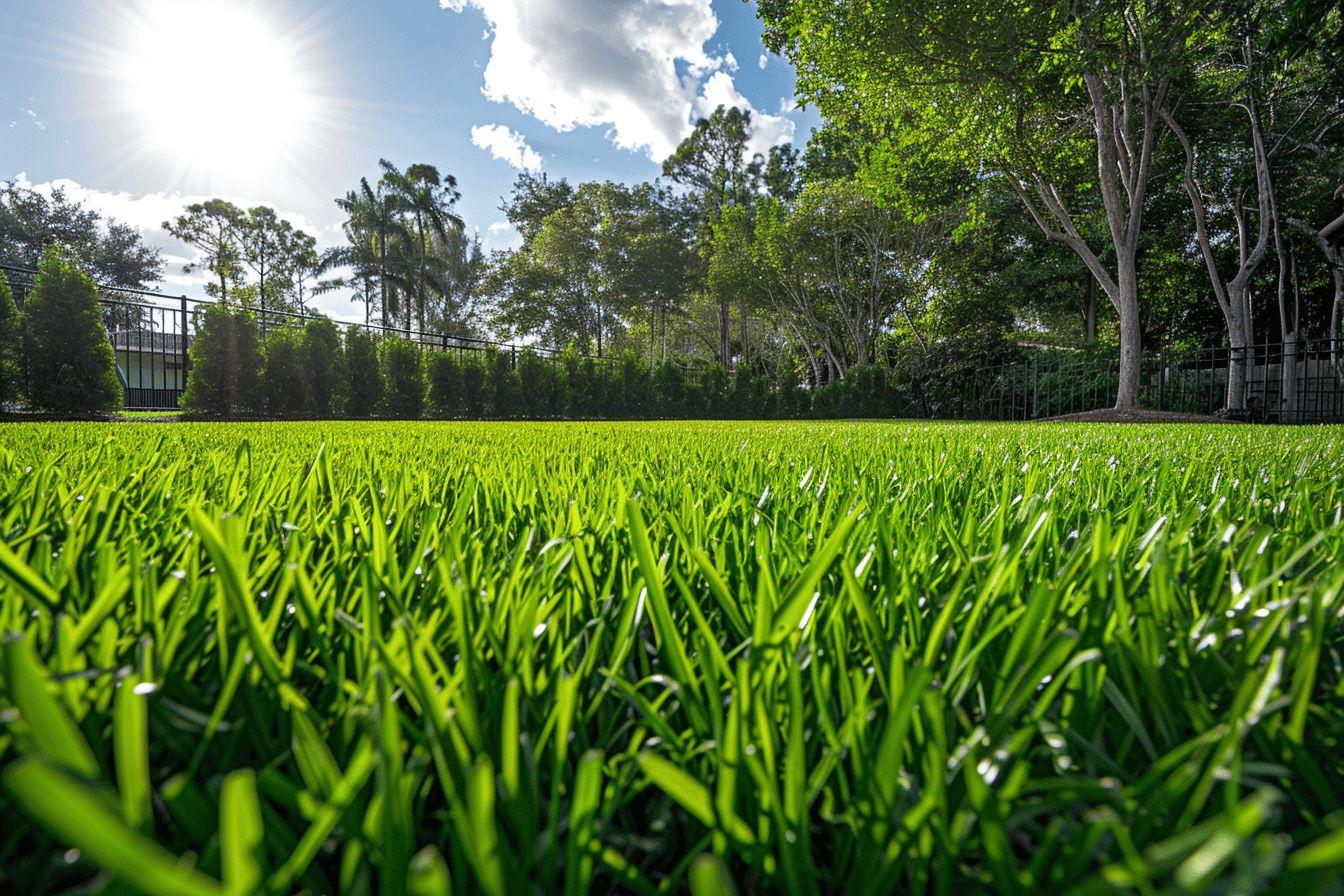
[757,0,1343,410]
[0,180,164,312]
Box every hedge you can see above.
[180,311,907,420]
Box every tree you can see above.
[21,248,122,414]
[662,105,764,367]
[380,160,464,335]
[759,0,1206,409]
[763,144,803,202]
[491,181,674,357]
[164,200,245,304]
[0,271,21,405]
[332,178,411,329]
[261,329,311,417]
[0,180,163,288]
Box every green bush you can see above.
[777,367,811,419]
[847,364,892,418]
[262,329,310,417]
[612,352,648,419]
[21,249,122,414]
[302,317,343,417]
[0,271,21,406]
[344,326,383,418]
[517,350,556,418]
[427,352,464,419]
[382,337,424,419]
[461,354,489,418]
[697,363,728,418]
[651,360,687,418]
[182,304,263,416]
[485,349,520,418]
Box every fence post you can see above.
[1031,357,1038,419]
[1158,348,1167,411]
[180,295,190,403]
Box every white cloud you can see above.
[442,0,794,162]
[470,124,544,172]
[758,54,768,70]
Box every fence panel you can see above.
[2,263,611,412]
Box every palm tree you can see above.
[379,160,465,337]
[333,180,410,330]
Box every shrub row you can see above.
[182,307,908,420]
[0,250,123,415]
[0,256,907,420]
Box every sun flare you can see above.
[112,0,326,185]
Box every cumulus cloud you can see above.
[470,124,544,172]
[442,0,794,161]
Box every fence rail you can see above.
[6,263,1343,421]
[953,341,1344,424]
[2,263,607,411]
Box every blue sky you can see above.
[0,0,816,317]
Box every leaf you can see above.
[3,636,98,778]
[4,757,222,896]
[220,769,265,896]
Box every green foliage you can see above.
[485,349,520,418]
[181,304,263,416]
[381,336,424,419]
[427,352,464,419]
[20,248,122,414]
[461,354,489,418]
[262,329,310,418]
[302,317,343,417]
[344,325,383,418]
[651,361,687,417]
[0,270,21,405]
[1,422,1343,894]
[516,350,556,418]
[1,179,164,287]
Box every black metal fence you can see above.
[6,263,1342,421]
[955,341,1344,424]
[2,264,605,411]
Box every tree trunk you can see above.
[719,297,731,372]
[738,298,749,369]
[1084,279,1097,342]
[1226,284,1251,412]
[1277,234,1297,418]
[1114,261,1142,410]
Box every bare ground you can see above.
[1040,408,1242,424]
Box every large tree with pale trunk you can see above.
[758,0,1208,409]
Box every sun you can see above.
[111,0,327,186]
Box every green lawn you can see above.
[1,421,1343,894]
